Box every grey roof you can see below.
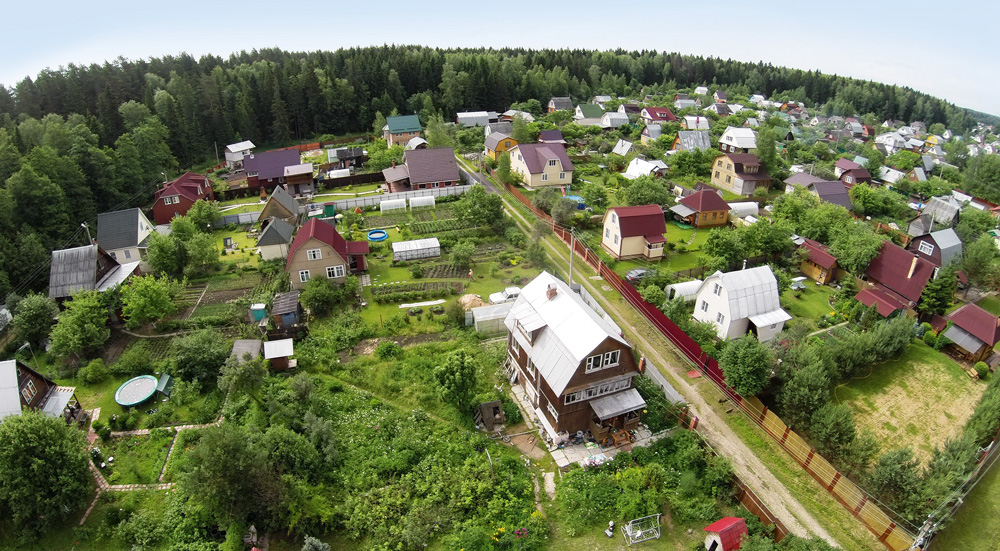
[403,147,460,185]
[272,290,301,316]
[612,139,634,156]
[486,122,512,136]
[485,132,513,151]
[548,96,573,110]
[810,181,853,210]
[0,360,21,421]
[930,228,962,265]
[676,130,711,152]
[700,265,787,320]
[907,214,934,237]
[269,185,298,217]
[590,388,646,420]
[48,245,119,299]
[256,217,295,247]
[644,124,662,140]
[923,196,961,224]
[503,272,629,396]
[601,112,629,129]
[943,324,984,354]
[784,173,830,187]
[97,208,151,250]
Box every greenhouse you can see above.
[379,198,407,213]
[392,238,441,261]
[409,196,436,209]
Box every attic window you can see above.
[918,241,935,255]
[21,379,36,403]
[548,160,557,167]
[307,249,322,261]
[713,283,722,296]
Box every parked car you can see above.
[489,286,521,304]
[625,268,656,284]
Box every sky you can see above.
[2,1,997,115]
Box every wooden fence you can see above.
[500,180,918,550]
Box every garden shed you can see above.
[271,291,302,329]
[264,339,295,371]
[409,196,436,209]
[380,198,407,213]
[468,302,513,335]
[392,238,441,261]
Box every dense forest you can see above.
[0,46,983,297]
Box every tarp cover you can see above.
[590,388,646,420]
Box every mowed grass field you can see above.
[834,340,985,462]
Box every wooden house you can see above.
[669,189,730,228]
[942,304,1000,363]
[0,360,86,425]
[285,218,369,290]
[601,205,667,260]
[798,238,838,284]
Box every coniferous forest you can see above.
[0,46,984,297]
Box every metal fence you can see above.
[216,211,263,227]
[328,185,471,212]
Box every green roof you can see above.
[577,104,603,118]
[387,114,422,134]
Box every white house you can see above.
[623,157,668,180]
[96,208,155,271]
[692,265,791,342]
[225,140,255,170]
[683,115,711,130]
[612,139,634,157]
[694,86,709,96]
[719,127,757,153]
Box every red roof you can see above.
[642,107,678,122]
[800,238,837,270]
[608,205,666,238]
[703,517,747,551]
[835,158,861,171]
[286,218,368,270]
[949,303,1000,347]
[679,189,731,213]
[865,241,934,304]
[645,234,666,244]
[154,172,208,203]
[855,287,908,317]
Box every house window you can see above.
[727,163,732,170]
[504,141,511,147]
[603,350,620,367]
[559,172,566,180]
[123,249,132,260]
[331,265,346,278]
[611,213,617,223]
[510,337,520,358]
[714,171,720,179]
[605,228,610,238]
[528,359,537,378]
[845,175,853,183]
[918,241,935,255]
[586,353,603,372]
[613,235,619,245]
[518,154,522,161]
[109,251,117,260]
[299,270,310,283]
[770,323,777,330]
[548,160,557,167]
[547,402,559,422]
[541,174,548,182]
[307,249,322,261]
[717,160,723,167]
[701,300,709,312]
[726,175,731,183]
[713,283,721,296]
[716,313,725,324]
[21,379,36,403]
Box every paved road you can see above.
[456,158,500,195]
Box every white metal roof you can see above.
[97,261,140,292]
[624,158,667,180]
[225,140,255,153]
[503,272,629,396]
[590,388,647,420]
[720,126,757,149]
[666,279,703,301]
[669,204,697,217]
[392,238,440,253]
[406,137,428,150]
[612,139,634,156]
[284,163,313,177]
[727,202,759,218]
[700,265,784,320]
[264,339,294,359]
[0,360,21,421]
[944,325,984,353]
[748,309,793,326]
[40,386,75,418]
[471,302,514,322]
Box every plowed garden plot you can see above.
[370,281,462,303]
[423,264,465,279]
[834,340,985,462]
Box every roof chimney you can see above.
[392,161,396,168]
[546,283,558,300]
[908,255,918,279]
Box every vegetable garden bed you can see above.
[370,281,462,303]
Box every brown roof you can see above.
[608,205,666,238]
[800,238,837,270]
[835,158,861,171]
[865,241,934,304]
[286,218,369,271]
[949,303,1000,347]
[642,107,677,122]
[678,189,730,213]
[403,147,460,185]
[154,172,208,203]
[855,287,908,317]
[512,143,575,174]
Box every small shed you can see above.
[380,198,407,213]
[156,373,173,397]
[264,339,295,371]
[469,302,514,335]
[231,339,263,362]
[392,238,441,261]
[271,291,302,329]
[703,517,747,551]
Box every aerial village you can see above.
[3,80,1000,551]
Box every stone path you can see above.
[808,320,848,337]
[358,273,371,287]
[542,472,556,500]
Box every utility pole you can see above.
[214,142,220,167]
[80,222,93,245]
[569,229,575,285]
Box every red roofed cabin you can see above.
[152,172,213,225]
[669,189,731,228]
[640,107,678,126]
[703,517,747,551]
[798,238,838,284]
[857,241,935,315]
[601,205,667,260]
[942,303,1000,363]
[285,218,370,290]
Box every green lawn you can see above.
[213,227,260,267]
[781,281,837,332]
[66,372,224,430]
[931,456,1000,551]
[612,227,712,277]
[93,430,174,485]
[835,340,985,461]
[976,295,1000,316]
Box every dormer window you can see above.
[548,160,557,167]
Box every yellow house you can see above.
[601,205,667,260]
[710,152,772,195]
[484,133,517,162]
[509,143,575,187]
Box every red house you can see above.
[152,172,212,225]
[856,241,935,315]
[640,107,678,126]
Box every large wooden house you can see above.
[285,218,369,290]
[152,172,213,224]
[0,360,86,425]
[503,272,645,442]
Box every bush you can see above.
[922,331,937,347]
[111,341,152,377]
[409,264,425,279]
[975,361,989,378]
[78,358,109,384]
[375,341,403,359]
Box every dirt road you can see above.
[503,199,840,547]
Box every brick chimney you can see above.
[392,160,396,168]
[546,283,557,300]
[907,255,919,279]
